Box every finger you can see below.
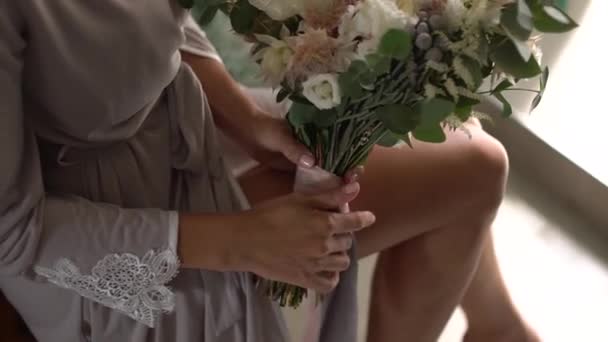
[278,127,315,168]
[327,234,353,253]
[306,182,361,210]
[315,253,351,272]
[329,211,376,234]
[309,272,340,293]
[344,166,365,184]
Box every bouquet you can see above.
[179,0,577,308]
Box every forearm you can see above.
[181,51,261,142]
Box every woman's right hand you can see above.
[236,182,376,293]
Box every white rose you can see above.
[248,0,306,21]
[302,74,342,110]
[340,0,409,56]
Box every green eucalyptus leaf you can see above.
[501,0,533,41]
[376,104,418,135]
[339,60,369,98]
[533,5,578,33]
[378,29,413,60]
[366,53,391,75]
[458,96,481,107]
[540,66,550,91]
[413,125,446,143]
[417,98,455,126]
[494,92,513,117]
[530,94,542,112]
[455,105,473,122]
[197,5,220,26]
[287,102,318,127]
[460,56,483,89]
[230,0,259,34]
[493,79,514,94]
[510,34,533,61]
[530,67,550,112]
[377,131,403,147]
[490,36,542,79]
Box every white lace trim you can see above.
[34,249,180,328]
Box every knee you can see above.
[466,133,509,212]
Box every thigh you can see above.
[239,122,506,259]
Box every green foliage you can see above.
[532,5,578,33]
[531,67,549,111]
[287,102,317,127]
[413,125,446,143]
[494,92,513,117]
[230,0,260,34]
[338,60,370,99]
[366,53,392,75]
[492,80,514,94]
[501,0,533,41]
[276,88,291,103]
[410,98,455,143]
[178,0,195,9]
[376,131,403,147]
[376,104,418,135]
[416,98,455,126]
[378,29,413,60]
[454,97,479,122]
[286,102,338,129]
[460,56,483,89]
[490,36,542,79]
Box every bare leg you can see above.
[239,122,532,342]
[461,235,541,342]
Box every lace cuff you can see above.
[34,249,180,328]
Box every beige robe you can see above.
[0,1,291,341]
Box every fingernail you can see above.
[299,154,315,168]
[343,182,360,194]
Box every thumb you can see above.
[279,129,315,168]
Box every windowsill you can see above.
[501,0,607,185]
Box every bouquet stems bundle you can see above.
[180,0,577,308]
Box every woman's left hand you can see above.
[237,110,367,184]
[239,112,315,171]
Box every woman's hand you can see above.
[236,182,375,293]
[236,112,315,171]
[180,53,314,171]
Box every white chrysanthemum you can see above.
[340,0,409,56]
[252,27,293,86]
[302,74,342,109]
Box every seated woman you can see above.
[0,1,537,341]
